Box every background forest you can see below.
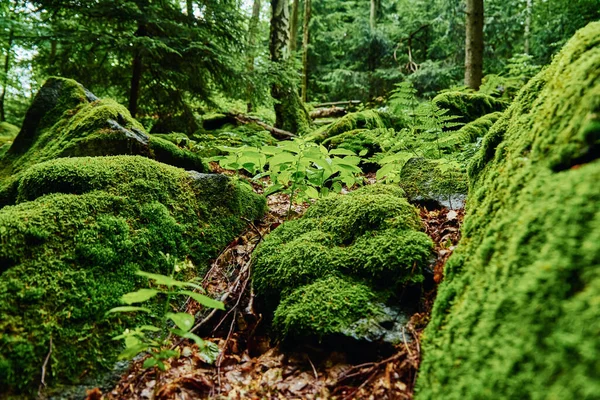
[1,0,598,129]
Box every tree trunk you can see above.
[289,0,300,53]
[524,0,532,55]
[128,24,146,118]
[465,0,484,90]
[0,30,14,122]
[301,0,311,102]
[370,0,378,32]
[270,0,310,135]
[247,0,261,112]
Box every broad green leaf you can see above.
[376,163,398,180]
[261,145,281,155]
[264,183,284,196]
[118,343,149,360]
[143,357,157,369]
[106,306,152,314]
[172,329,205,346]
[179,290,225,310]
[136,271,186,287]
[305,186,319,199]
[329,148,356,156]
[157,360,167,371]
[359,149,369,156]
[121,289,159,305]
[167,312,194,332]
[269,152,296,166]
[139,325,161,332]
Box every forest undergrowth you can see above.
[96,177,464,400]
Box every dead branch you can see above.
[313,100,361,108]
[38,336,53,397]
[310,106,347,119]
[226,112,296,140]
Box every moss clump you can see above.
[253,184,433,339]
[191,123,277,157]
[0,77,205,179]
[432,91,507,125]
[305,110,399,143]
[417,22,600,400]
[273,276,380,339]
[149,136,206,172]
[0,155,266,396]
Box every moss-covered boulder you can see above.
[0,77,205,180]
[253,185,433,340]
[432,91,507,125]
[417,22,600,399]
[305,110,400,144]
[0,156,266,396]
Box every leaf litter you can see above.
[91,189,463,400]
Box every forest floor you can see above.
[91,175,464,400]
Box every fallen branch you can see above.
[314,100,361,108]
[38,336,53,397]
[226,112,296,140]
[310,106,346,119]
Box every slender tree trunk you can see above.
[465,0,484,90]
[289,0,300,52]
[247,0,261,112]
[270,0,310,134]
[370,0,378,32]
[301,0,311,102]
[128,24,146,118]
[524,0,532,55]
[0,30,14,122]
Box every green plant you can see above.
[107,254,224,372]
[212,138,364,213]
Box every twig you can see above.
[307,355,318,381]
[38,336,53,398]
[342,369,379,400]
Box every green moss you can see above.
[417,22,600,400]
[0,122,19,148]
[253,184,433,338]
[0,77,205,178]
[191,123,277,157]
[432,91,507,125]
[0,155,266,396]
[273,276,380,339]
[305,110,396,143]
[149,136,206,172]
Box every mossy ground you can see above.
[417,22,600,400]
[0,122,19,158]
[252,184,433,340]
[0,156,266,396]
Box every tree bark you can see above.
[370,0,378,32]
[247,0,261,112]
[289,0,300,53]
[270,0,310,134]
[0,30,14,122]
[301,0,311,102]
[524,0,533,55]
[465,0,484,90]
[128,24,146,118]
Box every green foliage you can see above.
[0,155,265,395]
[305,109,397,143]
[108,259,223,373]
[253,184,433,338]
[417,22,600,399]
[213,138,364,209]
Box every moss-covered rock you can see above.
[191,123,277,158]
[417,22,600,400]
[305,110,399,143]
[0,77,205,179]
[0,155,266,396]
[253,184,433,340]
[432,91,507,125]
